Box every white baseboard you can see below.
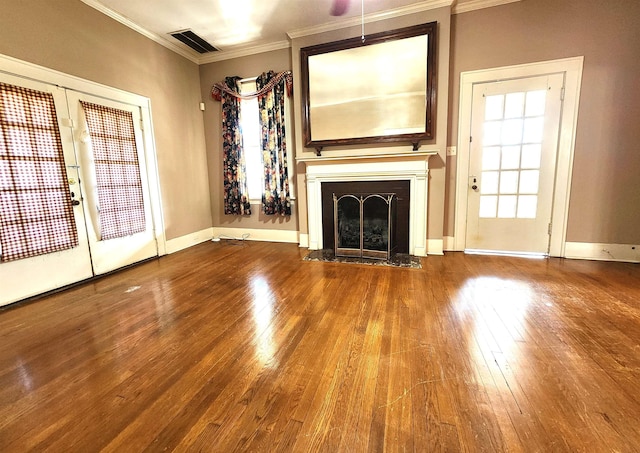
[426,239,444,256]
[299,233,309,248]
[212,227,299,244]
[165,227,214,254]
[564,242,640,263]
[443,236,455,251]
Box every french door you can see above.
[0,74,94,304]
[0,74,158,307]
[465,74,564,254]
[66,92,157,275]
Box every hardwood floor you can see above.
[0,241,639,452]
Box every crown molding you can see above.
[82,0,519,65]
[287,0,453,39]
[80,0,200,64]
[452,0,521,14]
[198,40,292,64]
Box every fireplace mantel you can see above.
[299,151,437,257]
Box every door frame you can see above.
[0,53,167,257]
[454,57,584,257]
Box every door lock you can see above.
[70,191,81,206]
[471,177,478,191]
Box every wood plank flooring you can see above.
[0,241,639,452]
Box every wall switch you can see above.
[446,146,457,156]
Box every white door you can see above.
[66,92,158,275]
[0,74,93,306]
[466,74,564,254]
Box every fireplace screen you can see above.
[334,193,397,260]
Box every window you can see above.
[239,80,262,201]
[0,82,78,262]
[80,101,146,240]
[479,90,546,219]
[238,78,295,202]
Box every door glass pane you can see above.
[521,144,542,168]
[479,195,497,218]
[504,92,525,119]
[485,95,504,120]
[40,161,64,186]
[14,161,39,188]
[500,171,519,194]
[501,119,523,145]
[517,195,538,218]
[0,161,10,189]
[7,128,33,156]
[482,146,500,170]
[484,121,502,146]
[523,117,544,143]
[519,170,540,194]
[0,82,78,262]
[481,171,499,194]
[501,146,520,169]
[498,195,517,218]
[81,101,146,241]
[525,90,546,117]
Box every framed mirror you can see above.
[301,22,437,152]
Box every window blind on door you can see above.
[79,101,146,241]
[0,83,78,262]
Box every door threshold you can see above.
[464,249,548,259]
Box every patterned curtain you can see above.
[256,71,291,216]
[218,76,251,215]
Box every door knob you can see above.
[471,184,478,190]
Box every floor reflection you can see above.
[454,276,535,358]
[150,280,177,332]
[16,358,33,392]
[249,276,276,367]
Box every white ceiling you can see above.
[80,0,518,63]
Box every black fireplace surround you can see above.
[321,180,410,255]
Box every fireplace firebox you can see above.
[321,180,410,256]
[334,193,397,260]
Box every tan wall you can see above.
[199,49,298,231]
[0,0,211,241]
[5,0,636,248]
[448,0,640,244]
[291,7,451,242]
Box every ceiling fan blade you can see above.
[330,0,350,16]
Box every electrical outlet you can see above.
[446,146,457,156]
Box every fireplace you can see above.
[322,180,410,256]
[302,152,435,257]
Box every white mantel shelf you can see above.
[302,151,436,257]
[296,150,438,163]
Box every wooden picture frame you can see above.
[301,22,437,154]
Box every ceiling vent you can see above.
[170,30,219,53]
